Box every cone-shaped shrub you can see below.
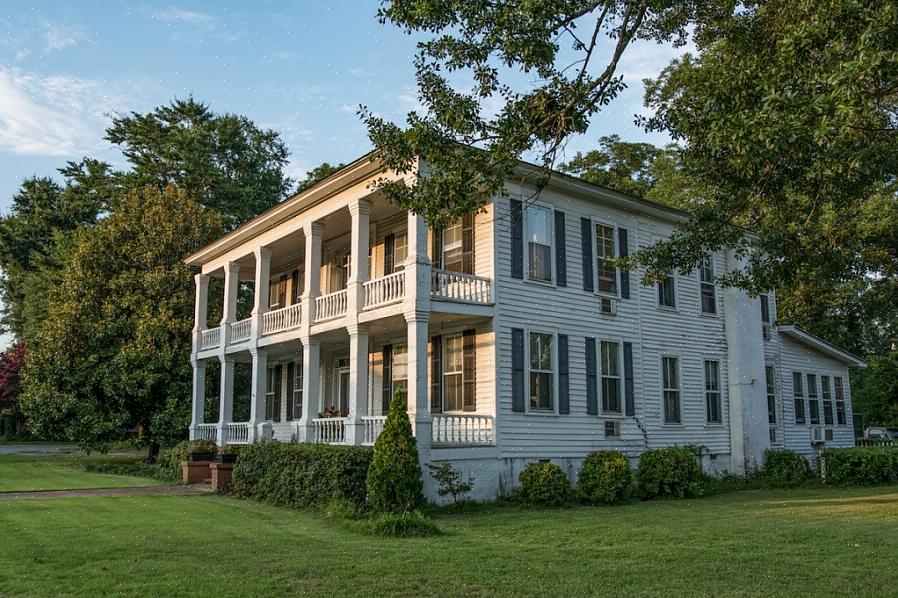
[366,389,424,513]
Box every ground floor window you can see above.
[601,341,621,414]
[662,356,680,424]
[821,375,834,425]
[704,360,721,424]
[807,373,820,425]
[834,376,846,425]
[265,365,281,422]
[392,344,408,405]
[765,366,777,425]
[792,372,806,424]
[291,359,303,419]
[444,335,464,412]
[529,331,554,411]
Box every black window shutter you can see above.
[384,233,395,275]
[585,337,598,415]
[618,228,630,299]
[431,228,443,270]
[286,362,295,421]
[623,342,635,416]
[290,270,300,305]
[382,344,393,413]
[511,328,525,412]
[581,217,594,292]
[554,211,566,286]
[278,274,288,307]
[462,214,475,275]
[430,335,443,413]
[558,334,569,414]
[510,199,523,279]
[463,329,476,411]
[273,364,283,423]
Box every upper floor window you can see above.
[807,373,820,425]
[699,256,716,314]
[704,360,722,424]
[443,221,463,272]
[594,223,617,294]
[834,376,846,425]
[662,356,681,424]
[792,372,806,424]
[529,331,554,410]
[658,271,676,308]
[600,341,621,414]
[526,206,552,282]
[760,294,771,323]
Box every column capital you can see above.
[346,322,369,336]
[304,220,325,237]
[348,197,372,217]
[254,245,272,261]
[299,334,320,347]
[219,354,236,365]
[225,261,241,275]
[195,273,210,287]
[404,310,430,324]
[249,347,268,358]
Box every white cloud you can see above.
[44,23,90,52]
[154,8,218,27]
[0,17,90,60]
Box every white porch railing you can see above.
[263,303,302,335]
[198,328,221,351]
[361,416,387,446]
[314,289,348,322]
[225,422,250,445]
[230,318,252,343]
[363,271,406,309]
[195,423,219,442]
[432,414,494,446]
[431,269,492,304]
[312,417,348,444]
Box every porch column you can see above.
[302,221,323,325]
[189,360,206,440]
[347,198,371,315]
[251,246,271,340]
[345,323,370,445]
[217,355,235,446]
[296,336,320,442]
[220,261,240,346]
[192,273,209,351]
[406,311,431,455]
[404,212,431,314]
[248,347,270,443]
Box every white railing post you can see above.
[217,356,235,447]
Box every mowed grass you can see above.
[1,485,897,597]
[0,453,160,493]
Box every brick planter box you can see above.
[181,460,213,484]
[209,461,234,492]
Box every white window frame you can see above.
[523,203,555,285]
[593,219,619,297]
[661,355,681,425]
[442,334,465,413]
[698,255,717,315]
[392,343,408,404]
[525,329,557,414]
[704,359,722,424]
[834,376,847,426]
[292,358,303,417]
[658,270,677,310]
[806,372,820,426]
[600,340,622,415]
[792,371,806,425]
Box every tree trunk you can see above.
[146,440,160,463]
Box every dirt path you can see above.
[0,484,212,501]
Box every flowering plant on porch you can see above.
[318,405,343,418]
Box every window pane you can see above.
[594,224,617,294]
[394,232,408,266]
[393,345,408,381]
[659,274,675,307]
[602,378,621,412]
[809,399,820,425]
[444,372,463,411]
[526,206,551,244]
[760,294,770,323]
[445,336,463,374]
[807,374,817,399]
[443,221,463,271]
[792,372,803,397]
[601,342,619,376]
[765,366,777,425]
[530,372,553,410]
[528,242,552,281]
[700,255,714,283]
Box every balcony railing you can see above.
[263,303,302,335]
[363,271,405,309]
[225,422,250,444]
[431,269,492,304]
[432,414,494,446]
[230,318,252,343]
[312,417,348,444]
[194,423,219,442]
[314,289,347,322]
[198,328,221,351]
[361,416,387,446]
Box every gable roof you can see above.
[777,325,868,368]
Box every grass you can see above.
[1,484,897,596]
[0,453,161,493]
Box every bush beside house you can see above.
[577,450,632,505]
[637,446,704,499]
[761,449,812,486]
[366,390,425,514]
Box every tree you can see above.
[295,162,346,193]
[106,98,292,228]
[363,0,728,227]
[21,186,223,457]
[366,389,424,513]
[851,351,898,428]
[0,342,26,437]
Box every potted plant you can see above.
[186,439,217,462]
[217,444,240,464]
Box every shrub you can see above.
[366,390,424,513]
[231,442,373,510]
[823,447,898,486]
[427,461,474,506]
[158,440,189,479]
[761,449,811,486]
[637,446,703,499]
[577,450,632,505]
[367,511,441,537]
[516,461,571,507]
[186,439,217,457]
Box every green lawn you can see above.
[0,453,160,493]
[1,485,897,597]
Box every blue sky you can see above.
[0,1,691,210]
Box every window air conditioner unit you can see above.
[810,427,825,444]
[600,297,618,316]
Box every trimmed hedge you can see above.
[516,461,571,507]
[231,442,373,509]
[761,449,811,486]
[637,446,703,499]
[578,450,632,505]
[823,447,898,486]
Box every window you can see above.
[699,256,716,314]
[443,336,464,412]
[529,332,554,410]
[526,206,553,282]
[600,341,621,414]
[834,376,846,425]
[765,366,777,425]
[807,374,819,425]
[594,223,617,294]
[604,420,620,438]
[658,271,676,308]
[442,221,463,272]
[392,344,408,405]
[265,366,280,422]
[704,360,722,424]
[334,358,349,415]
[792,372,806,424]
[392,232,408,272]
[821,375,834,425]
[760,294,770,324]
[662,357,680,424]
[292,359,303,418]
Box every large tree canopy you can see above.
[363,0,730,227]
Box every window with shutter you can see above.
[558,334,569,414]
[662,357,680,424]
[601,341,621,414]
[463,329,476,411]
[511,328,525,412]
[594,223,618,294]
[585,337,597,415]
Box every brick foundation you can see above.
[181,460,212,484]
[209,461,234,491]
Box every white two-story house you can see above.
[186,153,866,500]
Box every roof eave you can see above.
[778,325,868,368]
